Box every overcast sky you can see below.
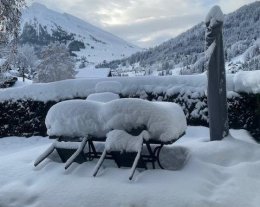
[27,0,256,48]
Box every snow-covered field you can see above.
[0,126,259,207]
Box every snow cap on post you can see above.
[205,5,224,26]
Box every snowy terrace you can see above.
[0,71,260,207]
[0,127,260,207]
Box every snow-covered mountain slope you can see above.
[100,1,260,75]
[21,3,141,64]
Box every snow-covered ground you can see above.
[75,65,110,79]
[12,77,33,88]
[0,126,259,207]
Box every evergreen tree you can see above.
[20,23,38,44]
[51,26,74,44]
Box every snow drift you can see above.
[0,127,259,207]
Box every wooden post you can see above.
[205,6,229,141]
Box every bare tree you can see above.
[6,44,38,80]
[34,42,76,83]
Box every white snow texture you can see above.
[86,92,120,103]
[45,99,187,142]
[205,5,224,25]
[105,130,148,152]
[0,71,259,102]
[0,127,259,207]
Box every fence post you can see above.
[205,6,229,141]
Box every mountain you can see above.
[20,3,141,65]
[98,1,260,76]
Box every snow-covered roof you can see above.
[45,99,187,142]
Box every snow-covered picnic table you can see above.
[36,98,187,179]
[46,98,187,142]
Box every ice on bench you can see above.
[46,98,187,142]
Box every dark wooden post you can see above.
[205,6,229,141]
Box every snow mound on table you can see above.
[86,92,120,103]
[106,130,149,152]
[46,98,187,142]
[46,100,105,138]
[102,99,187,142]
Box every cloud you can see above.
[28,0,255,48]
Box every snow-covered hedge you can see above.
[0,71,259,102]
[0,71,259,141]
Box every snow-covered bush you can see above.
[34,43,76,83]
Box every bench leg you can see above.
[64,137,88,169]
[34,142,56,167]
[129,146,142,180]
[145,142,157,169]
[154,144,164,169]
[93,150,107,177]
[88,140,98,160]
